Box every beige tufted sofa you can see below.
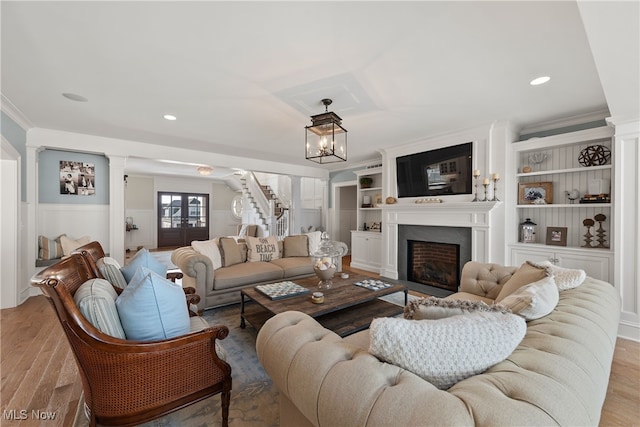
[256,261,621,426]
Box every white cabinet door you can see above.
[367,233,382,268]
[351,232,368,266]
[556,252,611,284]
[350,231,382,273]
[511,247,555,266]
[510,245,612,282]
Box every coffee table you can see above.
[240,272,407,337]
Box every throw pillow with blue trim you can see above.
[120,248,167,283]
[115,267,190,341]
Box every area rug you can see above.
[73,292,412,426]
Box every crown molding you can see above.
[1,94,34,130]
[519,109,610,135]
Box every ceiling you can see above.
[2,1,638,177]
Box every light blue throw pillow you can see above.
[120,248,167,283]
[115,267,190,341]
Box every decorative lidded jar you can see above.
[311,232,339,289]
[519,218,537,243]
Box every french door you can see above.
[157,192,209,248]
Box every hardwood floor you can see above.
[2,262,638,426]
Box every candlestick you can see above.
[473,169,480,178]
[491,176,500,201]
[472,176,480,202]
[482,182,489,202]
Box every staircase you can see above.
[239,172,289,238]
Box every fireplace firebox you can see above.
[407,240,460,292]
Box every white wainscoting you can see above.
[38,204,110,252]
[125,209,154,250]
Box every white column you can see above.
[108,155,127,265]
[1,139,19,308]
[25,146,40,299]
[611,119,640,341]
[290,176,301,235]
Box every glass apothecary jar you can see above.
[311,232,339,289]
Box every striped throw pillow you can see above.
[74,278,126,339]
[97,257,128,289]
[38,235,65,260]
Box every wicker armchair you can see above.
[72,241,200,315]
[31,254,232,427]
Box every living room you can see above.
[1,1,639,425]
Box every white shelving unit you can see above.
[351,167,383,272]
[508,126,615,282]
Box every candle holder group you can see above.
[472,170,500,202]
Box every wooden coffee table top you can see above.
[240,272,407,336]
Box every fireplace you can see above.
[397,224,471,296]
[407,241,460,292]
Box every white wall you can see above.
[612,120,640,341]
[1,139,20,308]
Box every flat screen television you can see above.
[396,142,472,198]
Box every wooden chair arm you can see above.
[166,271,184,282]
[74,326,231,425]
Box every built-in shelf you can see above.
[510,242,612,254]
[360,186,382,192]
[516,203,611,209]
[516,164,611,177]
[509,125,615,279]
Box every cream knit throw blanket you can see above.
[369,312,526,389]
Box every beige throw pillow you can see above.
[405,297,511,320]
[496,261,550,302]
[246,236,280,262]
[191,239,223,270]
[498,276,559,320]
[283,235,309,257]
[60,235,91,257]
[219,237,244,267]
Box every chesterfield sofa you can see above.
[256,261,620,426]
[172,233,348,312]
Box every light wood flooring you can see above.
[2,261,638,426]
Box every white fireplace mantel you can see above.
[380,201,502,279]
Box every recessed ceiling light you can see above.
[62,93,88,102]
[530,76,551,86]
[163,114,177,121]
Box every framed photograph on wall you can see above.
[518,181,553,205]
[546,226,568,246]
[60,161,95,196]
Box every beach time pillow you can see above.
[246,236,280,262]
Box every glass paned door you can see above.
[157,192,209,248]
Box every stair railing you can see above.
[245,171,271,221]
